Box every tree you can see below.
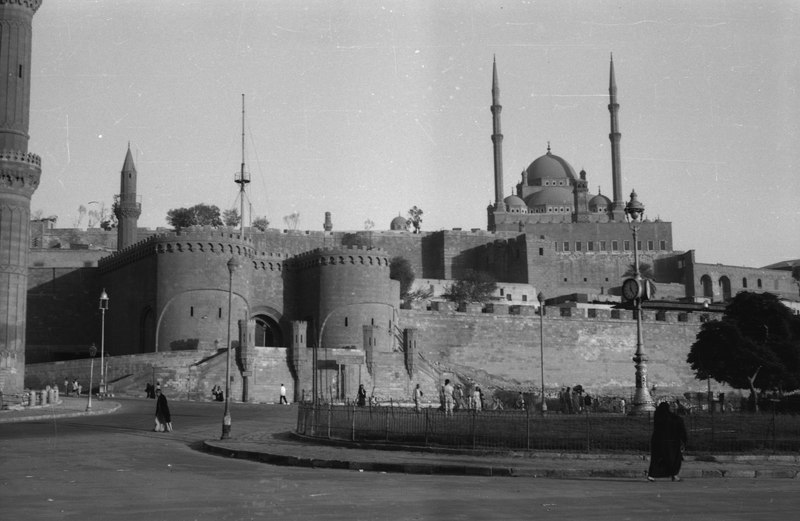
[687,292,800,410]
[442,269,498,304]
[623,262,654,279]
[283,212,300,230]
[222,208,241,228]
[252,216,269,232]
[407,206,423,234]
[390,256,415,298]
[166,203,223,230]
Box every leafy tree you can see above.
[222,208,241,228]
[252,216,269,232]
[101,201,119,231]
[623,262,654,279]
[166,203,223,230]
[687,292,800,411]
[407,206,423,234]
[390,256,415,298]
[283,211,300,230]
[443,269,498,304]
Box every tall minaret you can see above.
[114,144,141,250]
[0,0,42,394]
[491,56,504,208]
[608,54,625,220]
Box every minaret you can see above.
[491,56,504,208]
[608,54,625,220]
[0,0,42,394]
[114,144,141,250]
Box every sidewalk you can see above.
[202,422,800,480]
[0,395,121,423]
[3,398,797,479]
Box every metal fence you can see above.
[296,403,800,454]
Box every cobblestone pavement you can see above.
[3,397,798,480]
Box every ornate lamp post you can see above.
[86,343,97,411]
[99,289,109,397]
[221,256,240,440]
[624,190,655,414]
[537,291,546,415]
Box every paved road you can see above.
[0,398,797,520]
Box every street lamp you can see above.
[86,343,97,411]
[99,289,109,397]
[221,256,240,440]
[537,291,546,415]
[624,190,655,415]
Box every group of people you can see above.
[440,379,484,415]
[558,386,594,414]
[211,385,224,402]
[62,378,81,396]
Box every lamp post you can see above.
[86,343,97,411]
[99,289,109,397]
[624,190,655,414]
[221,256,239,440]
[537,291,546,415]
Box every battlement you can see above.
[287,246,391,270]
[0,149,41,167]
[404,301,719,325]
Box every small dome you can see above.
[504,195,526,208]
[390,216,408,231]
[525,151,578,186]
[589,193,612,211]
[525,187,573,207]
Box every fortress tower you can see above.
[0,0,42,394]
[114,145,141,250]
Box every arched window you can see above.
[700,275,713,299]
[719,276,732,301]
[742,277,748,288]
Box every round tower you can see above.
[0,0,42,394]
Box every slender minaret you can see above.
[114,144,141,250]
[491,56,504,208]
[0,0,42,394]
[608,54,625,219]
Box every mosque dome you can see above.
[525,187,573,207]
[525,150,578,186]
[390,215,409,231]
[504,195,526,209]
[589,193,612,212]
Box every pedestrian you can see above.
[357,384,367,407]
[443,379,455,416]
[564,386,573,414]
[413,383,423,412]
[453,384,464,412]
[647,402,687,482]
[515,392,525,410]
[472,387,482,411]
[619,398,626,415]
[64,378,70,396]
[145,382,154,399]
[154,389,172,432]
[72,379,79,396]
[279,383,288,404]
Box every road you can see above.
[0,398,796,520]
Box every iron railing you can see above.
[296,403,800,454]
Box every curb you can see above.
[201,440,799,479]
[0,402,122,424]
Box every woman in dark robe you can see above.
[154,390,172,432]
[647,401,687,481]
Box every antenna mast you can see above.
[234,93,250,233]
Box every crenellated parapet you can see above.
[0,0,43,11]
[99,227,256,273]
[286,245,390,271]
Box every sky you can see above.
[27,0,799,268]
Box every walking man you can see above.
[279,383,288,404]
